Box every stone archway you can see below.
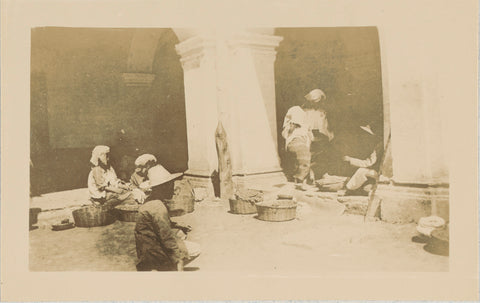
[126,27,448,222]
[125,28,287,197]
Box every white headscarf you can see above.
[90,145,110,166]
[134,154,157,167]
[304,88,326,103]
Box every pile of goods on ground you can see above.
[315,174,348,192]
[229,188,264,214]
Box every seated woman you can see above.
[130,154,158,188]
[87,145,137,208]
[135,165,200,271]
[128,154,158,204]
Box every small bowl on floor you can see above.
[51,222,75,231]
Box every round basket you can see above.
[229,188,263,214]
[165,197,194,215]
[229,198,258,214]
[115,204,140,222]
[255,199,297,222]
[72,205,116,227]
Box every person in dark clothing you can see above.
[134,165,200,271]
[340,124,384,196]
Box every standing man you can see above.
[282,105,313,184]
[282,88,335,184]
[302,88,335,179]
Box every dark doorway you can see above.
[30,27,187,195]
[274,27,384,177]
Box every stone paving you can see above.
[29,185,448,272]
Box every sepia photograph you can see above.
[29,26,449,272]
[2,0,478,301]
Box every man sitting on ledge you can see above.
[340,124,383,196]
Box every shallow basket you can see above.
[255,200,297,222]
[229,198,258,214]
[72,205,116,227]
[115,204,140,222]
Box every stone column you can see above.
[226,32,286,189]
[175,35,219,194]
[375,27,449,223]
[175,31,286,196]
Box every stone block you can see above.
[380,197,431,224]
[376,184,449,224]
[337,196,369,216]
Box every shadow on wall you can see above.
[274,27,384,176]
[30,28,187,195]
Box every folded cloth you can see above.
[416,216,446,236]
[418,216,446,228]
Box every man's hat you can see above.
[360,124,375,136]
[147,165,183,188]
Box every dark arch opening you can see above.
[30,27,188,194]
[274,27,384,177]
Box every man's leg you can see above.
[345,168,371,191]
[288,139,311,182]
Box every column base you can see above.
[182,174,216,198]
[183,170,288,199]
[376,183,449,224]
[232,171,287,191]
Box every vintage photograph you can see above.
[29,26,450,272]
[2,0,478,300]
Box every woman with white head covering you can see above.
[127,154,158,204]
[282,88,335,183]
[301,88,337,180]
[302,88,334,141]
[87,145,137,207]
[130,154,158,188]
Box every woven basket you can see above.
[167,180,195,214]
[166,196,194,214]
[115,204,140,222]
[229,198,258,214]
[72,205,116,227]
[255,200,297,222]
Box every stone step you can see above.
[337,196,369,216]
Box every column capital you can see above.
[227,32,283,56]
[175,35,216,70]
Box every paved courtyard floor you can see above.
[29,187,448,272]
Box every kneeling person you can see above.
[135,165,200,271]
